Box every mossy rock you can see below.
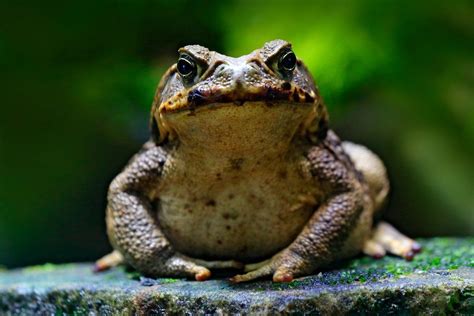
[0,238,473,315]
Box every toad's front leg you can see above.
[232,140,367,283]
[231,191,365,283]
[98,141,213,281]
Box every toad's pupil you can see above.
[280,51,296,71]
[177,58,195,76]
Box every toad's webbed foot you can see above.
[363,221,421,260]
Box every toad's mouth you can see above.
[158,85,318,115]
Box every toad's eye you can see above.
[177,54,197,78]
[278,50,297,72]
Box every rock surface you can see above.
[0,238,473,315]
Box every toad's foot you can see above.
[142,255,242,281]
[94,250,124,272]
[230,251,303,283]
[363,221,422,260]
[94,251,211,281]
[94,251,241,281]
[164,254,212,281]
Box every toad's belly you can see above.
[156,172,319,262]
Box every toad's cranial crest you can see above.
[96,39,421,282]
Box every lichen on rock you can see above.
[0,238,473,314]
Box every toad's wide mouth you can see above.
[158,85,318,115]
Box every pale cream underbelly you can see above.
[156,170,319,262]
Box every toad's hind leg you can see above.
[342,142,389,212]
[363,221,422,260]
[343,142,421,260]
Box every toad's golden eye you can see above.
[278,50,297,72]
[177,54,196,78]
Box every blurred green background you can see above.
[0,0,472,268]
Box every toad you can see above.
[96,40,420,282]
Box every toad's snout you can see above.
[210,62,263,91]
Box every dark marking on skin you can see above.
[168,101,172,105]
[228,193,234,199]
[217,240,222,245]
[281,82,291,90]
[225,225,231,230]
[205,199,216,207]
[278,170,288,179]
[216,173,222,181]
[229,158,245,170]
[305,92,315,103]
[293,93,300,102]
[184,203,193,214]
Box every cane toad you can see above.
[96,40,421,282]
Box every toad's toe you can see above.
[369,221,421,260]
[230,264,273,283]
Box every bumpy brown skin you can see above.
[101,40,420,282]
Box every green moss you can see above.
[261,238,474,289]
[345,238,474,281]
[21,263,76,273]
[126,270,141,281]
[159,278,179,284]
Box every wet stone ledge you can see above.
[0,238,473,315]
